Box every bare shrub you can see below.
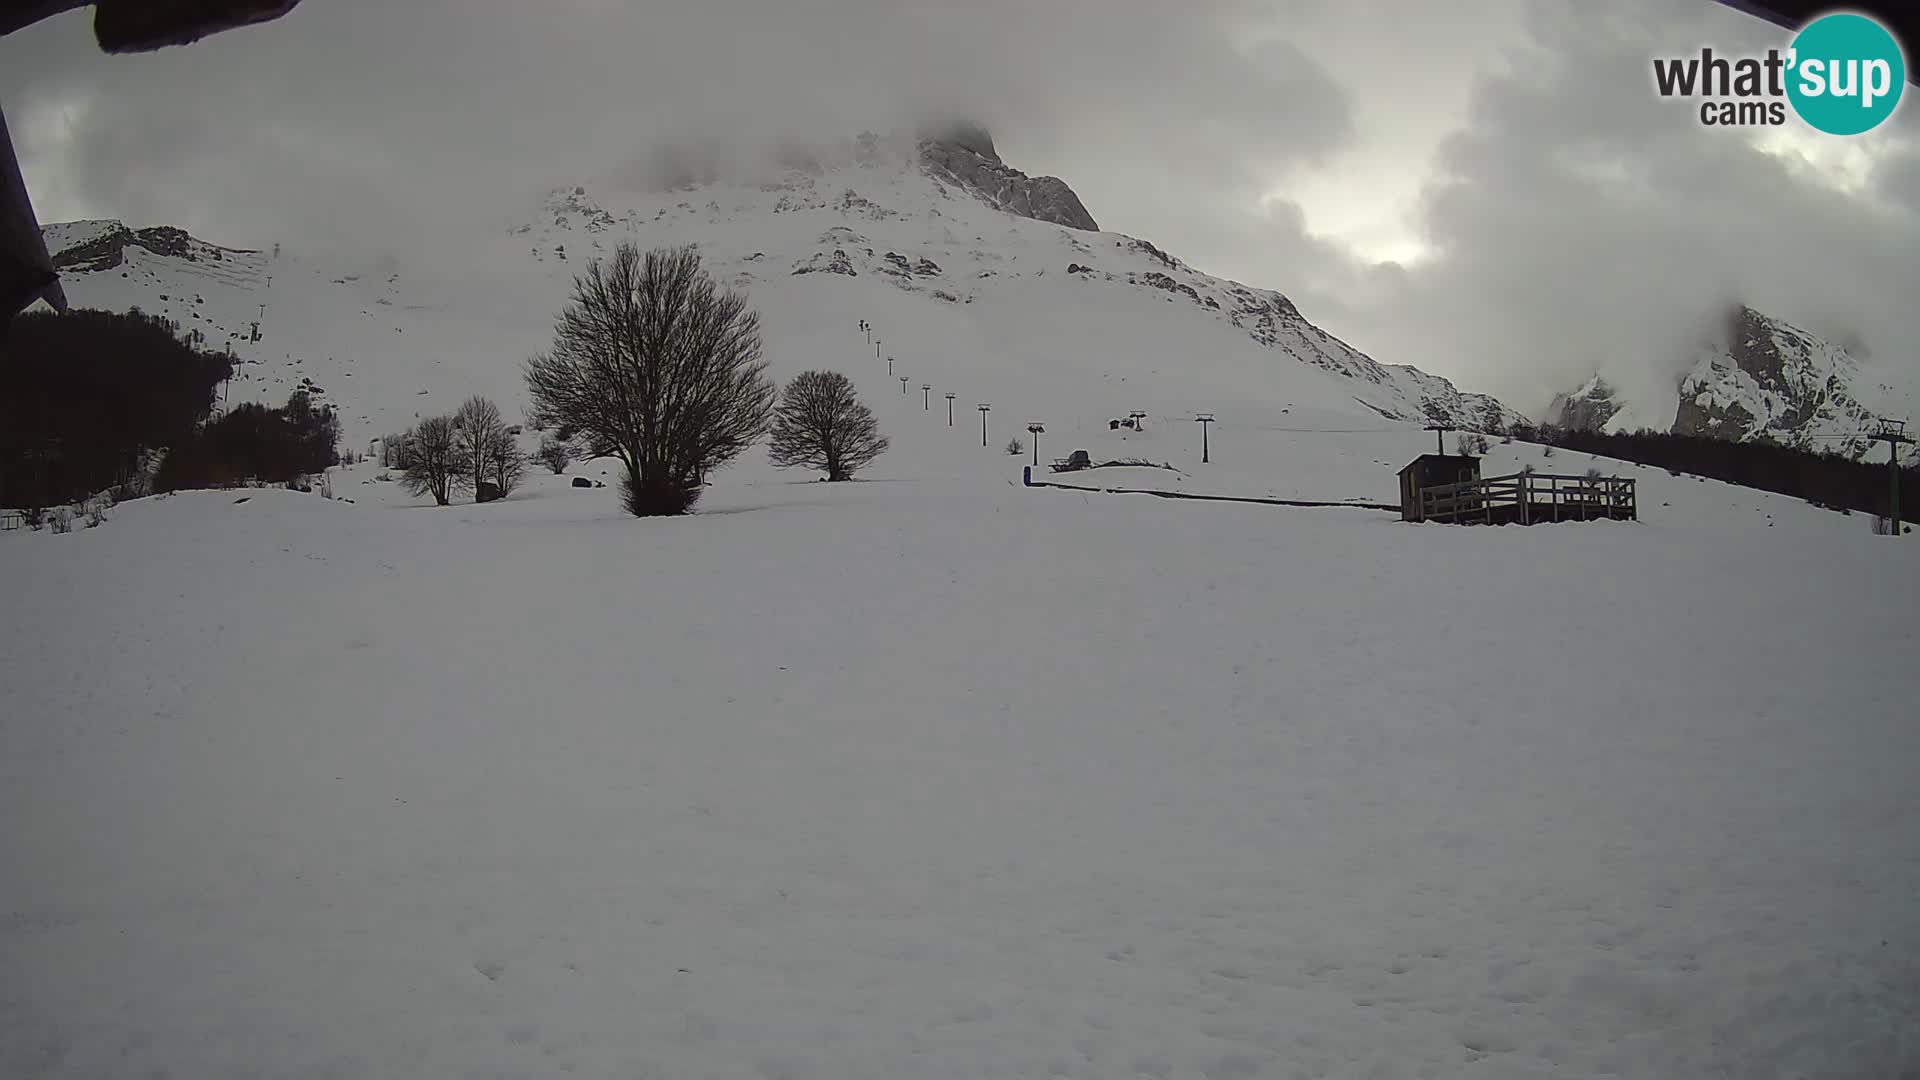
[536,434,573,474]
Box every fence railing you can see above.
[1420,471,1636,524]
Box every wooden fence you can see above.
[1420,471,1636,525]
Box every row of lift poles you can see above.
[863,320,1904,528]
[860,321,1218,464]
[863,321,1910,521]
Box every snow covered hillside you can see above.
[37,133,1518,466]
[5,420,1918,1078]
[1550,306,1917,462]
[10,133,1919,1078]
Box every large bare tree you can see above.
[400,414,464,506]
[524,244,775,515]
[768,370,889,481]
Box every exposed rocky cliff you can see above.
[917,126,1100,233]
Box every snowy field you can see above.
[5,445,1918,1079]
[10,147,1920,1078]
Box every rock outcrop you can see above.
[918,126,1099,232]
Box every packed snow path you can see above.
[4,474,1917,1079]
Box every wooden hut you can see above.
[1398,453,1481,522]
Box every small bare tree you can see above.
[1005,437,1024,456]
[489,427,528,497]
[768,370,889,481]
[401,414,465,506]
[535,433,572,474]
[525,244,776,515]
[453,395,507,498]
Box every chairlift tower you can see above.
[1195,413,1215,463]
[1868,420,1912,536]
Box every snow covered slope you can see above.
[37,133,1518,461]
[1552,306,1916,461]
[4,431,1917,1079]
[12,136,1918,1077]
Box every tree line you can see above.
[1503,422,1917,523]
[1,309,349,508]
[155,389,342,493]
[1,308,233,508]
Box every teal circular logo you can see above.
[1786,13,1906,135]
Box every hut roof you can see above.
[1397,453,1479,477]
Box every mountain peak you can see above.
[1547,374,1625,433]
[1672,305,1881,455]
[915,126,1099,233]
[916,121,999,163]
[1551,304,1909,460]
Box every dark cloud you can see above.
[1315,0,1920,416]
[0,0,1354,260]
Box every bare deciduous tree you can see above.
[536,433,573,474]
[768,370,889,481]
[453,395,507,498]
[401,414,464,506]
[490,427,528,497]
[524,244,775,515]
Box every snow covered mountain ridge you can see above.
[47,220,260,274]
[1550,305,1915,461]
[38,128,1521,440]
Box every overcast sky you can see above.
[3,0,1916,415]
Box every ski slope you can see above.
[40,143,1515,468]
